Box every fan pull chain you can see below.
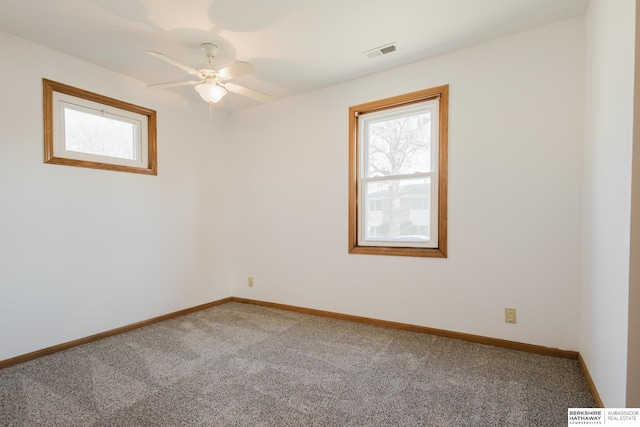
[209,102,213,118]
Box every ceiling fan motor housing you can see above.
[196,63,217,76]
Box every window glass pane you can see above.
[64,107,138,160]
[366,110,431,177]
[363,177,431,242]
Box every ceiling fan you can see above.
[147,43,272,109]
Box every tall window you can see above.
[349,85,448,257]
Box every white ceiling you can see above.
[0,0,590,111]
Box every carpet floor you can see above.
[0,302,595,426]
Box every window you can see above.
[43,79,157,175]
[349,85,448,257]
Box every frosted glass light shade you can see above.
[195,83,227,103]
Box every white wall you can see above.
[581,0,636,408]
[228,18,586,350]
[0,31,232,361]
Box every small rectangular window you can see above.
[349,85,448,257]
[43,79,157,175]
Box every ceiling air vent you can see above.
[363,42,398,59]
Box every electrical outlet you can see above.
[505,308,516,324]
[248,277,254,287]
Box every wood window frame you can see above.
[43,79,157,175]
[348,85,449,258]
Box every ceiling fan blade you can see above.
[217,61,255,80]
[148,51,199,76]
[146,80,199,89]
[225,83,273,103]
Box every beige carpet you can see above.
[0,302,595,426]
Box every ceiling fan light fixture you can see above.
[195,82,227,103]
